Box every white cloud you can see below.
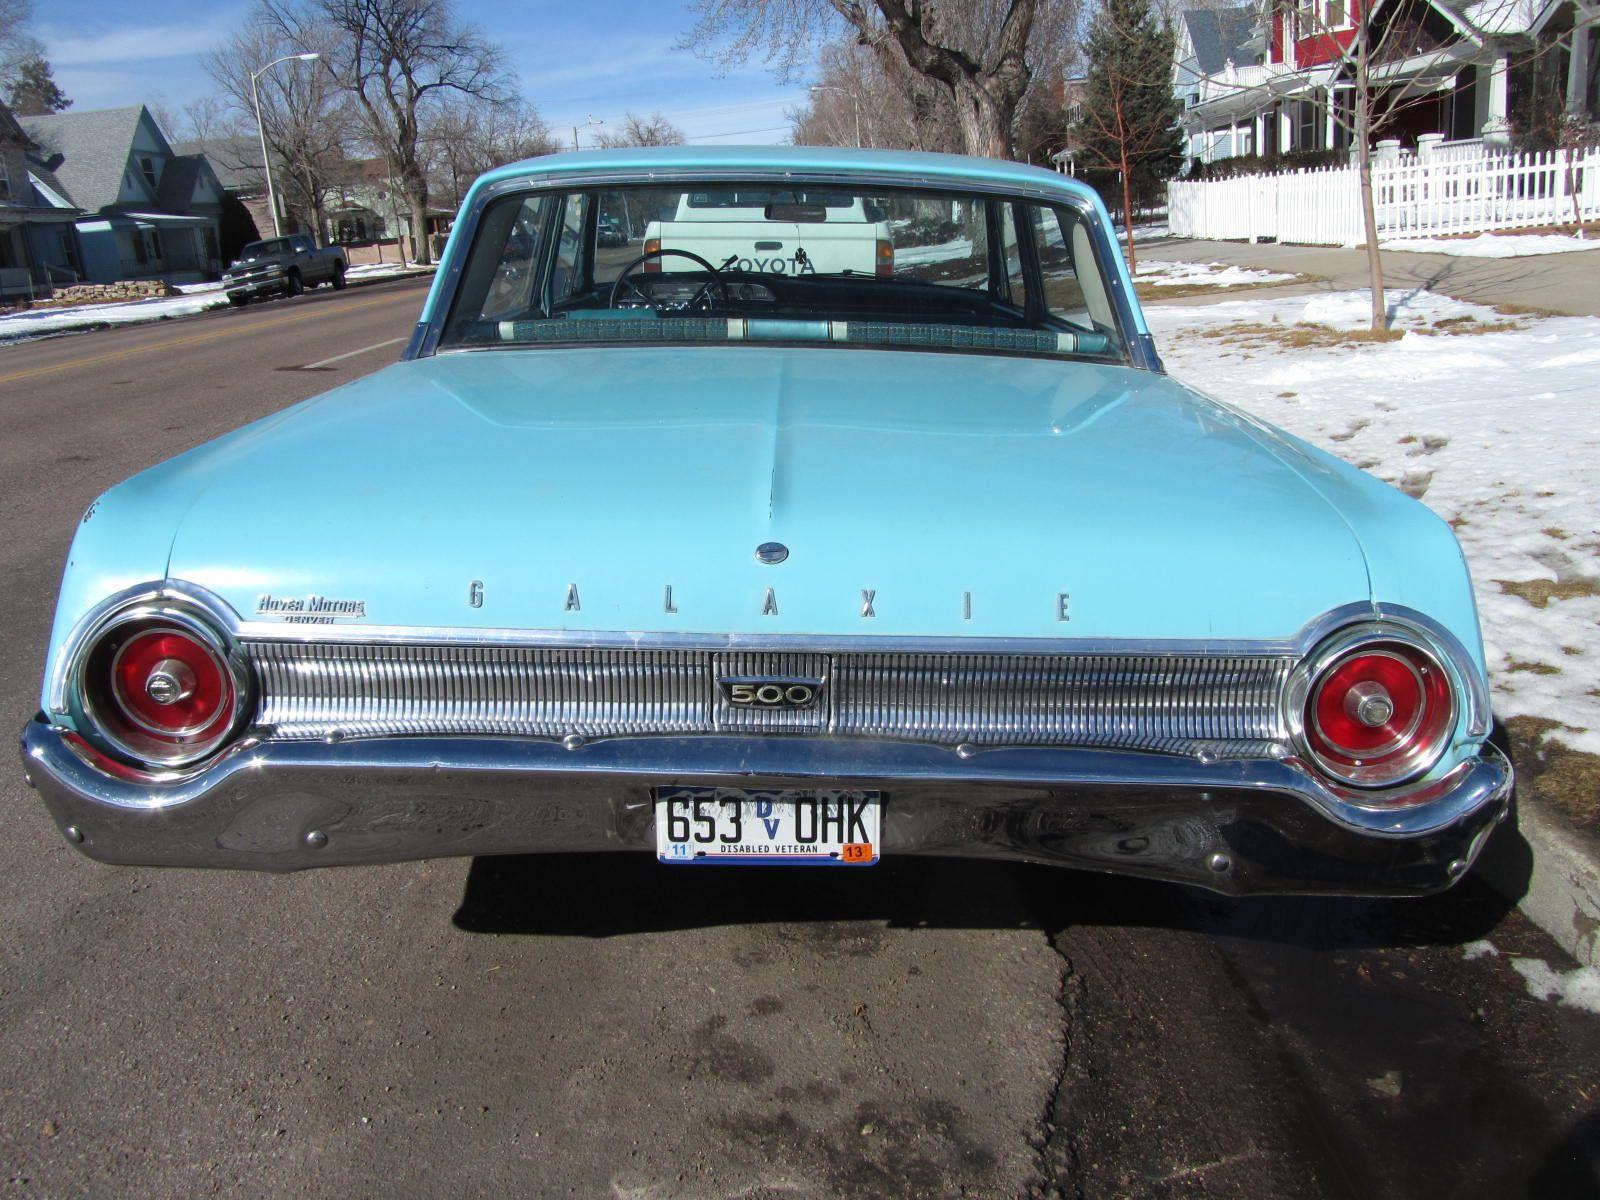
[43,19,235,66]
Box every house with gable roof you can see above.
[18,104,229,286]
[1176,0,1598,170]
[0,101,86,301]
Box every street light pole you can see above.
[572,116,604,151]
[250,52,320,238]
[809,86,861,148]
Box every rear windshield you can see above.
[439,181,1127,364]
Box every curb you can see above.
[1477,797,1600,968]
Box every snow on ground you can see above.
[1509,958,1600,1014]
[1461,942,1600,1011]
[1135,259,1297,288]
[346,261,432,280]
[0,265,431,344]
[1148,288,1600,754]
[894,238,975,268]
[0,289,230,343]
[1380,232,1600,258]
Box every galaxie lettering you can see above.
[460,580,1082,619]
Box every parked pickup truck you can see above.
[643,190,893,278]
[223,234,347,304]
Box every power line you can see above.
[685,124,793,141]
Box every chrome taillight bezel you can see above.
[70,599,252,769]
[1286,623,1460,790]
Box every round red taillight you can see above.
[79,615,241,767]
[1303,639,1455,788]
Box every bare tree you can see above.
[790,34,965,150]
[424,96,557,208]
[157,95,238,148]
[205,13,355,243]
[0,0,42,91]
[596,111,687,148]
[686,0,1041,157]
[264,0,510,264]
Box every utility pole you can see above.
[250,52,320,238]
[572,115,604,150]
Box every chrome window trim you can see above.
[412,167,1155,371]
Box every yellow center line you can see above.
[0,291,423,387]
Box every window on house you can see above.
[58,230,81,275]
[1326,0,1345,24]
[130,231,148,265]
[1295,99,1322,149]
[0,155,12,203]
[0,231,17,269]
[140,156,159,190]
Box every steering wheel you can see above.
[609,248,728,311]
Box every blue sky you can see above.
[39,0,809,145]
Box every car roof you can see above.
[474,145,1098,205]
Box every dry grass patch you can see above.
[1503,716,1600,842]
[1496,577,1600,608]
[1507,659,1562,675]
[1493,300,1577,320]
[1414,314,1526,336]
[1195,311,1528,349]
[1198,322,1406,350]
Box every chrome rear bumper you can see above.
[20,718,1512,896]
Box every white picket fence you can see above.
[1168,145,1600,244]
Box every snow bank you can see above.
[346,261,432,280]
[1381,233,1600,258]
[894,238,975,268]
[1135,260,1297,288]
[0,290,230,343]
[1148,289,1600,754]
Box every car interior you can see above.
[440,182,1128,361]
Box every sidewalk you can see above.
[1137,236,1600,317]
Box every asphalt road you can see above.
[2,284,1598,1198]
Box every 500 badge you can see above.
[719,678,822,710]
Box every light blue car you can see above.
[21,147,1512,894]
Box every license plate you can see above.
[654,787,880,866]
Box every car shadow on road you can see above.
[450,829,1525,956]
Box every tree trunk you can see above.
[1120,156,1137,272]
[1354,28,1386,331]
[950,76,1012,159]
[407,190,432,266]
